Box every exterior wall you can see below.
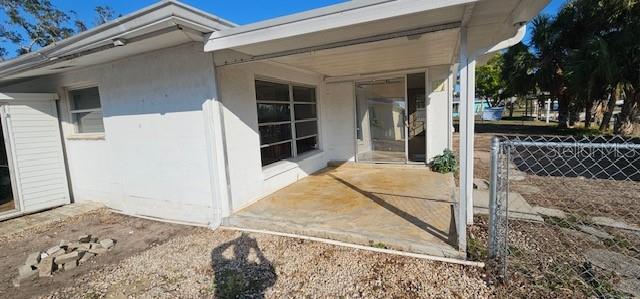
[216,62,328,212]
[0,43,221,226]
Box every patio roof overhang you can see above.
[205,0,549,256]
[205,0,548,78]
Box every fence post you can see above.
[488,136,500,258]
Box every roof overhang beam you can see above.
[214,22,461,67]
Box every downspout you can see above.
[473,24,527,59]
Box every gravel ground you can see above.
[456,122,640,298]
[42,227,492,298]
[1,209,492,298]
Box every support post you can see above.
[459,26,476,226]
[456,26,476,256]
[545,99,551,123]
[488,137,500,257]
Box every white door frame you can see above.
[351,70,428,165]
[0,104,21,219]
[0,93,69,222]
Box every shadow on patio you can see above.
[223,163,462,258]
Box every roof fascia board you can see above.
[205,0,477,52]
[50,16,204,59]
[0,93,59,101]
[47,5,230,57]
[0,24,188,78]
[0,1,233,72]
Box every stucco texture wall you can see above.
[216,62,328,212]
[0,42,220,225]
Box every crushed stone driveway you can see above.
[1,209,491,298]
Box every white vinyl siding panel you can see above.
[5,100,70,212]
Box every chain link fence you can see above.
[488,135,640,298]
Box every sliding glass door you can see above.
[355,72,426,164]
[356,77,406,163]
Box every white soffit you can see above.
[209,0,550,73]
[272,29,460,77]
[205,0,474,54]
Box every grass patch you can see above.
[579,263,626,298]
[543,213,593,230]
[213,269,248,298]
[368,241,388,249]
[467,236,487,261]
[603,236,634,251]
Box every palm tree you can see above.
[501,42,536,117]
[530,15,570,127]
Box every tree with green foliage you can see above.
[499,0,640,135]
[476,53,505,106]
[95,5,119,26]
[501,42,536,117]
[502,42,535,100]
[0,0,117,60]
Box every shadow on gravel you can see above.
[210,233,276,298]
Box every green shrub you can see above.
[431,149,457,173]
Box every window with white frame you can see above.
[68,86,104,134]
[255,80,318,167]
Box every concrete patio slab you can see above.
[473,190,544,222]
[223,164,463,259]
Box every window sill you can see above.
[262,149,323,179]
[66,133,105,140]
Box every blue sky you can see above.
[1,0,565,57]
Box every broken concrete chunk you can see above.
[90,243,102,250]
[78,235,92,243]
[586,249,640,277]
[49,249,66,258]
[76,243,91,251]
[578,225,614,240]
[54,251,80,265]
[18,265,37,278]
[473,178,490,190]
[592,217,640,232]
[534,206,567,219]
[78,252,95,264]
[39,257,54,278]
[88,247,107,255]
[560,227,601,244]
[13,266,38,288]
[45,246,61,255]
[66,242,81,250]
[90,237,98,243]
[25,252,42,266]
[63,261,78,271]
[99,239,115,249]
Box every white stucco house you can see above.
[0,0,547,258]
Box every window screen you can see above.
[256,81,319,166]
[68,87,104,134]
